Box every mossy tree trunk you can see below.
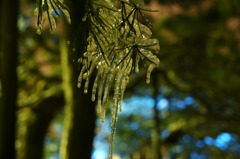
[60,0,96,158]
[0,0,18,158]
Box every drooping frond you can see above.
[76,0,160,158]
[34,0,160,158]
[34,0,71,34]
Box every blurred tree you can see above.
[151,74,161,159]
[16,1,96,159]
[16,2,65,157]
[8,0,240,159]
[17,37,64,159]
[154,0,240,137]
[112,0,240,158]
[17,94,64,159]
[0,0,18,159]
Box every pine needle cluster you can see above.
[35,0,160,158]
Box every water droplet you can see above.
[146,64,156,84]
[78,58,83,63]
[36,28,42,35]
[91,96,95,102]
[82,15,87,21]
[92,74,100,102]
[84,77,89,94]
[96,100,102,116]
[102,70,114,107]
[78,66,86,88]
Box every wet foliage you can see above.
[35,0,160,158]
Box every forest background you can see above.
[1,0,240,159]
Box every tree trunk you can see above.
[60,33,96,159]
[151,74,162,159]
[0,0,18,158]
[17,95,64,159]
[60,0,96,158]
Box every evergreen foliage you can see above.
[35,0,160,158]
